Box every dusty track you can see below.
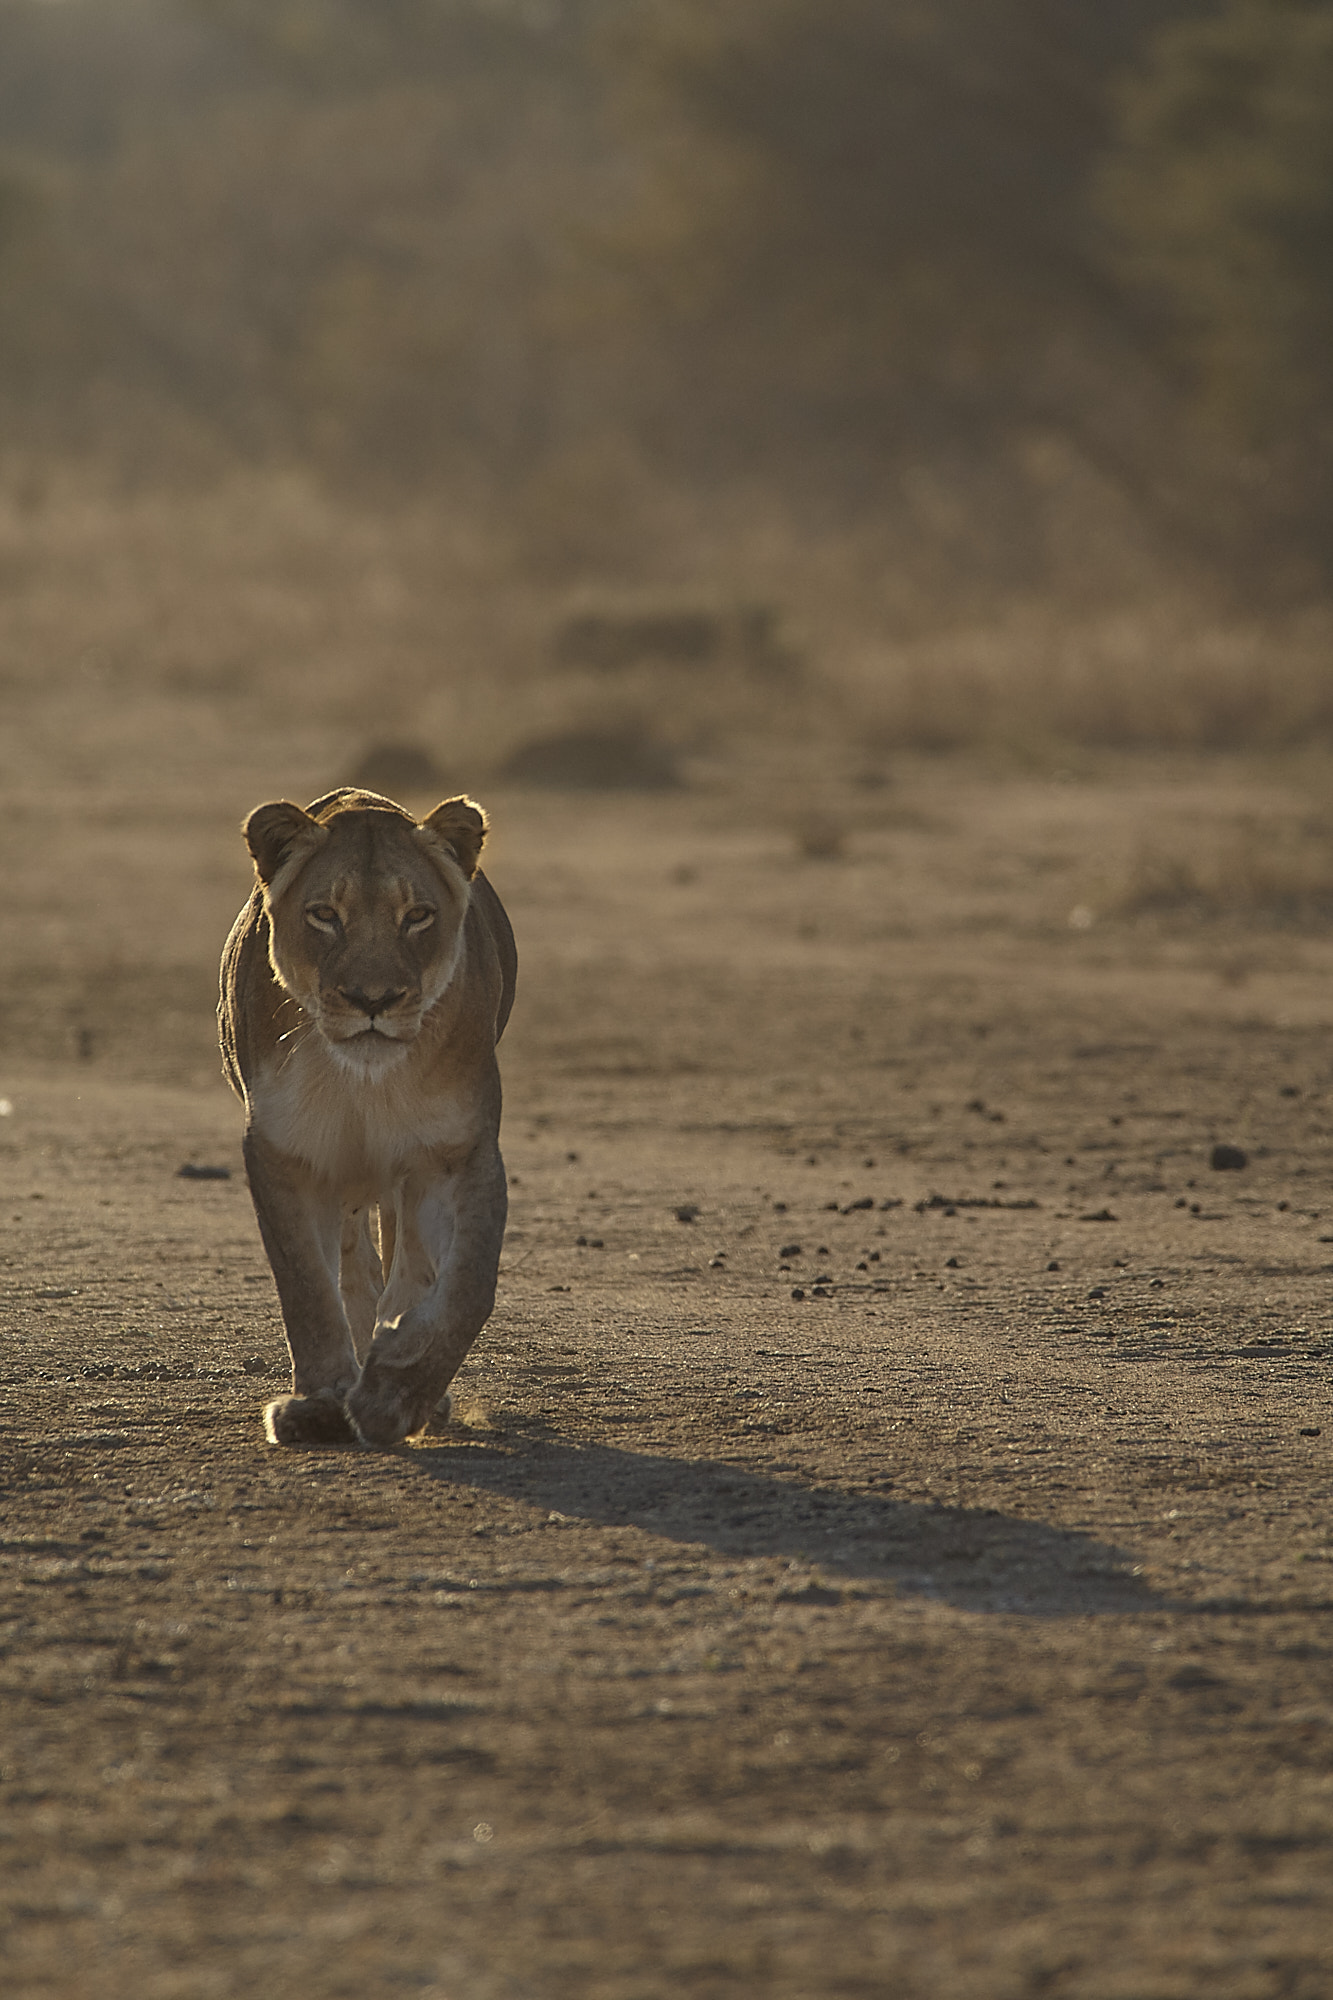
[3,761,1333,1998]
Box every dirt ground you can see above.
[3,735,1333,1999]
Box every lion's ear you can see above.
[243,801,327,892]
[421,796,487,879]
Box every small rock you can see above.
[1078,1208,1117,1222]
[945,1256,961,1269]
[177,1163,231,1180]
[790,1287,806,1301]
[240,1355,273,1376]
[675,1204,700,1223]
[1047,1260,1061,1272]
[779,1243,802,1259]
[842,1196,875,1213]
[1210,1144,1248,1171]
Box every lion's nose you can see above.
[339,985,409,1018]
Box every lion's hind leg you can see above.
[346,1148,506,1448]
[339,1206,383,1359]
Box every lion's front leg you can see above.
[345,1144,507,1448]
[242,1130,360,1446]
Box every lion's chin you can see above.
[322,1028,415,1077]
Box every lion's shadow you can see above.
[408,1429,1163,1617]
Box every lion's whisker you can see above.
[275,1020,315,1073]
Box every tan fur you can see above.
[218,787,517,1448]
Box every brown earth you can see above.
[3,741,1333,1999]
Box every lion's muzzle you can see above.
[319,983,423,1048]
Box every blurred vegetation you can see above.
[0,0,1327,622]
[1099,0,1333,505]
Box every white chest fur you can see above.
[249,1035,473,1198]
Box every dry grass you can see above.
[1,460,1331,812]
[1099,814,1333,928]
[844,603,1333,757]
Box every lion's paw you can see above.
[421,1392,454,1436]
[263,1388,358,1447]
[344,1364,431,1449]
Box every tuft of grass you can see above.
[1100,815,1333,927]
[847,604,1333,757]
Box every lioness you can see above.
[218,787,516,1448]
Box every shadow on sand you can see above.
[405,1428,1163,1619]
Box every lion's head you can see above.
[243,787,487,1076]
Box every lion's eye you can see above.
[403,905,435,934]
[305,905,341,933]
